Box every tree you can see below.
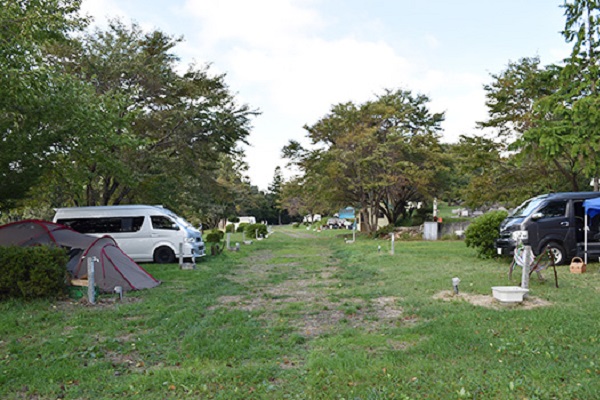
[0,0,90,209]
[283,89,445,233]
[267,166,285,225]
[524,1,600,191]
[19,20,258,215]
[477,57,587,202]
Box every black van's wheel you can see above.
[545,242,566,265]
[153,246,176,264]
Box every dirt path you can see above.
[276,229,318,239]
[211,240,407,339]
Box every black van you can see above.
[495,192,600,264]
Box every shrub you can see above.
[0,246,69,300]
[228,216,240,223]
[244,223,268,238]
[225,224,235,233]
[236,223,249,233]
[205,229,224,243]
[292,222,300,228]
[374,224,395,238]
[464,210,508,258]
[412,206,433,226]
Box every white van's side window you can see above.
[151,216,179,230]
[59,216,144,233]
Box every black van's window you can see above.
[58,216,144,233]
[151,216,179,230]
[511,197,546,218]
[538,201,567,219]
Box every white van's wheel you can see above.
[154,246,176,264]
[545,242,566,265]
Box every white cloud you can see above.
[183,0,325,50]
[425,34,440,49]
[228,37,413,124]
[80,0,127,27]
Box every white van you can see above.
[53,205,205,263]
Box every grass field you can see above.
[1,226,599,399]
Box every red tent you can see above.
[0,220,160,292]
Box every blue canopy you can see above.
[584,197,600,219]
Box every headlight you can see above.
[184,237,195,243]
[511,230,528,241]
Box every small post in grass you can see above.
[521,245,532,290]
[390,232,395,255]
[452,277,460,294]
[87,256,98,304]
[179,243,183,267]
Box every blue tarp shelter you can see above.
[582,198,600,263]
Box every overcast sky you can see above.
[80,0,571,190]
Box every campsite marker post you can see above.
[521,246,532,290]
[179,243,183,267]
[390,233,395,255]
[87,256,98,304]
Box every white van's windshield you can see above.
[510,197,546,218]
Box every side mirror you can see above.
[531,212,543,220]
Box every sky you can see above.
[80,0,572,190]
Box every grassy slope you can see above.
[0,227,598,399]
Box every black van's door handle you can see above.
[561,222,569,226]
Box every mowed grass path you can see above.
[1,225,599,399]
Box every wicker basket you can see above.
[569,257,586,274]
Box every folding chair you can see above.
[508,243,558,288]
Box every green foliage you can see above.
[0,0,91,209]
[244,223,268,238]
[0,246,69,300]
[283,88,445,234]
[464,210,508,258]
[374,224,395,238]
[224,224,235,233]
[412,206,433,226]
[2,12,258,217]
[205,229,224,243]
[236,222,249,233]
[228,216,240,223]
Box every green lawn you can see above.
[1,226,598,399]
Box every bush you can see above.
[374,224,395,238]
[412,206,433,226]
[225,224,235,233]
[464,210,508,258]
[244,223,268,238]
[205,229,224,243]
[0,246,69,300]
[236,223,249,233]
[292,222,300,228]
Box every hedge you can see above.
[0,246,69,300]
[243,223,268,238]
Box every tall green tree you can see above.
[268,166,285,224]
[283,89,444,233]
[0,0,90,209]
[33,21,258,209]
[477,57,587,203]
[525,1,600,191]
